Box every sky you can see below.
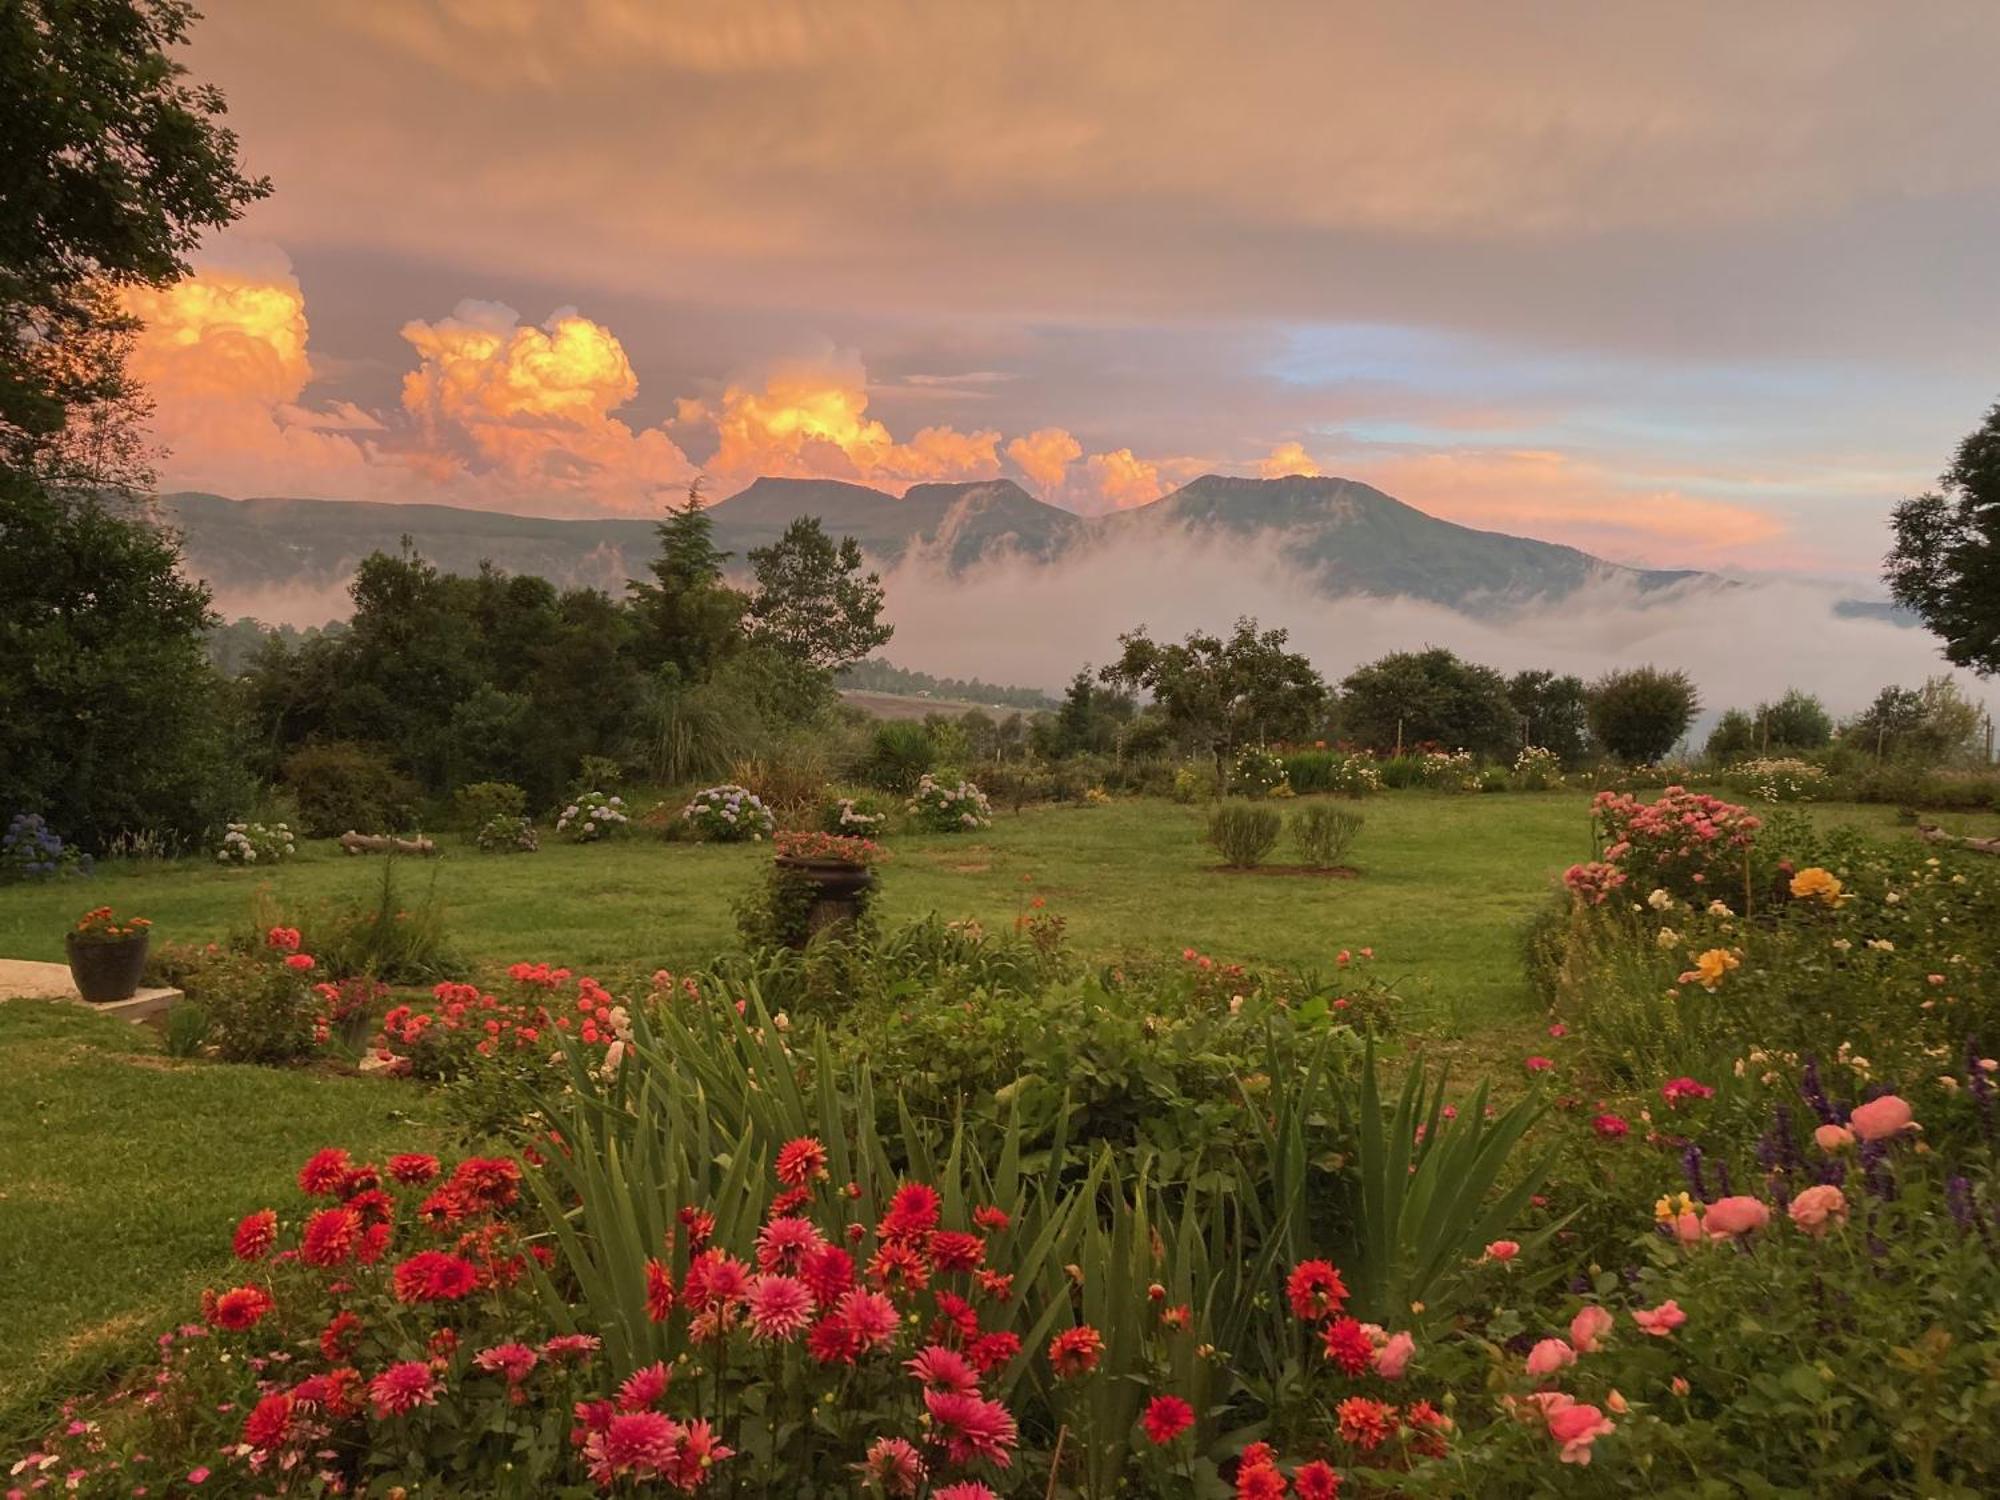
[132,0,2000,583]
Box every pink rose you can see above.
[1813,1123,1854,1153]
[1372,1330,1415,1380]
[1547,1401,1615,1465]
[1787,1183,1848,1237]
[1849,1095,1916,1143]
[1526,1338,1576,1377]
[1632,1299,1686,1337]
[1483,1240,1520,1263]
[1569,1305,1614,1355]
[1671,1209,1703,1244]
[1703,1195,1771,1239]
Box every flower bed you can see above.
[680,784,774,842]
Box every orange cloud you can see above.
[1080,448,1168,512]
[1257,440,1323,479]
[397,301,691,511]
[690,360,1001,492]
[1350,447,1787,562]
[1005,426,1083,497]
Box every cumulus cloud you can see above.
[1258,441,1324,479]
[1005,426,1083,497]
[685,356,1001,492]
[396,301,692,511]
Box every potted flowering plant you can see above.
[65,905,153,1003]
[771,830,885,943]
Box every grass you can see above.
[0,1004,454,1443]
[0,788,1990,1443]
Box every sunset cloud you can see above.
[1005,427,1083,497]
[1081,449,1166,512]
[1258,441,1323,479]
[688,359,1001,492]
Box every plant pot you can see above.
[774,856,876,946]
[335,1011,373,1050]
[65,931,150,1004]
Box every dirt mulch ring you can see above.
[1207,864,1359,879]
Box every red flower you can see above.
[663,1418,734,1490]
[755,1215,826,1275]
[1294,1459,1342,1500]
[808,1317,860,1364]
[1321,1317,1373,1375]
[1142,1394,1195,1445]
[775,1136,829,1187]
[446,1156,522,1211]
[1236,1462,1286,1500]
[388,1153,440,1185]
[928,1230,986,1272]
[800,1243,855,1307]
[972,1205,1011,1233]
[858,1436,926,1497]
[1336,1396,1396,1451]
[320,1310,362,1362]
[298,1148,352,1197]
[1592,1113,1630,1140]
[1661,1076,1716,1107]
[1286,1259,1348,1320]
[301,1206,361,1267]
[392,1250,479,1303]
[1047,1325,1104,1378]
[1524,1055,1554,1073]
[368,1361,439,1418]
[683,1249,752,1309]
[617,1361,671,1411]
[265,926,301,953]
[907,1344,981,1394]
[207,1285,274,1332]
[836,1289,900,1351]
[472,1342,538,1385]
[880,1182,942,1243]
[866,1241,931,1294]
[645,1258,675,1322]
[923,1388,1018,1467]
[242,1392,296,1453]
[968,1330,1021,1373]
[770,1185,813,1217]
[232,1208,278,1261]
[746,1274,815,1341]
[284,953,316,972]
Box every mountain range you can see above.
[162,474,1714,622]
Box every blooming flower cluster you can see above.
[557,791,630,842]
[2,811,92,881]
[774,829,887,866]
[215,820,296,865]
[1587,787,1762,903]
[376,968,629,1079]
[69,905,152,944]
[906,774,993,832]
[679,784,774,842]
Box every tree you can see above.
[1099,617,1326,760]
[1034,669,1133,758]
[1886,399,2000,675]
[3,0,269,485]
[0,470,243,847]
[1754,689,1832,752]
[1506,670,1592,765]
[1704,709,1755,763]
[1338,648,1517,759]
[1845,678,1984,766]
[1587,666,1700,765]
[628,484,747,681]
[747,516,892,672]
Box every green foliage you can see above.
[1887,397,2000,675]
[1844,676,1985,767]
[569,754,623,795]
[625,483,748,680]
[1101,617,1327,760]
[1705,706,1756,762]
[859,719,937,792]
[161,1000,207,1058]
[1339,647,1519,759]
[1205,804,1282,867]
[1755,687,1833,751]
[1034,670,1135,758]
[1587,664,1700,764]
[0,478,248,852]
[634,670,765,785]
[1507,669,1592,766]
[473,813,538,853]
[281,742,420,838]
[451,779,525,833]
[1291,804,1363,868]
[180,946,318,1064]
[306,860,464,984]
[746,515,893,671]
[1170,760,1220,803]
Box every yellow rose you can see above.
[1790,867,1843,904]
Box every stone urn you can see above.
[66,930,150,1004]
[774,856,877,946]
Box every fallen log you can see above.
[339,831,438,857]
[1917,822,2000,856]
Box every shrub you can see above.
[905,773,993,831]
[473,814,539,853]
[1512,745,1564,790]
[1,811,91,881]
[679,784,774,841]
[1587,665,1701,764]
[282,743,420,838]
[820,791,890,837]
[858,719,936,792]
[215,820,296,865]
[182,943,322,1064]
[1579,786,1763,905]
[1205,804,1281,867]
[1417,748,1477,790]
[1230,744,1288,797]
[1292,805,1364,868]
[452,780,525,832]
[556,790,631,842]
[307,861,465,984]
[1170,761,1220,803]
[1727,756,1831,803]
[569,754,624,794]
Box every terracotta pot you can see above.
[65,931,150,1004]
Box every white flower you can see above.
[1706,900,1732,917]
[1647,889,1675,911]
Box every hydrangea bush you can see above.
[556,791,630,842]
[907,774,993,831]
[680,784,774,842]
[473,813,539,853]
[216,821,297,865]
[2,811,92,881]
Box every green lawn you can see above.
[0,790,1990,1443]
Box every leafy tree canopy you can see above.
[1100,617,1327,759]
[746,516,893,673]
[1887,399,2000,676]
[1338,648,1517,759]
[1587,665,1700,765]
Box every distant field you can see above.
[839,688,1030,719]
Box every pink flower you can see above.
[856,1437,926,1497]
[1592,1113,1629,1140]
[1632,1300,1687,1337]
[1669,1209,1704,1244]
[1788,1184,1849,1237]
[1482,1239,1520,1263]
[1703,1195,1771,1240]
[1569,1305,1614,1355]
[1373,1329,1416,1379]
[284,954,315,972]
[187,1469,210,1485]
[1526,1338,1576,1377]
[1660,1076,1715,1107]
[746,1275,815,1341]
[1548,1400,1615,1464]
[1547,1023,1568,1038]
[1850,1095,1916,1143]
[906,1345,981,1394]
[367,1361,438,1418]
[1525,1056,1554,1073]
[1814,1123,1854,1152]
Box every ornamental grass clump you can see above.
[1205,805,1281,868]
[1292,805,1364,869]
